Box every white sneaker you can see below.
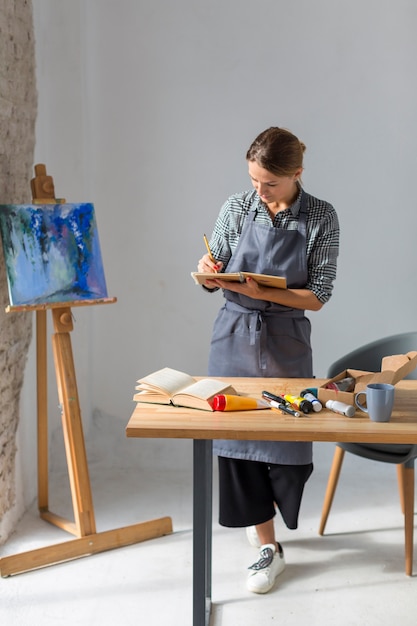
[246,525,261,548]
[247,543,286,594]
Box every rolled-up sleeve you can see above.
[306,206,339,303]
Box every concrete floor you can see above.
[1,442,417,626]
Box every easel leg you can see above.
[51,307,96,536]
[37,310,49,512]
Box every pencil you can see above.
[203,234,216,264]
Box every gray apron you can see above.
[209,191,312,464]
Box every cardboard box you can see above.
[318,351,417,406]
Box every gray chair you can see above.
[318,331,417,575]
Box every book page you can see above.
[137,367,196,396]
[174,378,234,401]
[133,390,171,404]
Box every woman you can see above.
[197,127,339,594]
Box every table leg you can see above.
[193,440,213,626]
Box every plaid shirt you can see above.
[208,187,339,303]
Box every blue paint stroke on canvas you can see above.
[0,203,108,306]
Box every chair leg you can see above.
[397,464,405,514]
[400,463,414,576]
[319,446,345,535]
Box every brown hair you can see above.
[246,127,306,177]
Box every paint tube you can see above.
[212,395,270,411]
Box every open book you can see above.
[134,367,237,411]
[191,271,286,289]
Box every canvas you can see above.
[0,203,108,306]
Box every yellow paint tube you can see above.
[212,394,270,411]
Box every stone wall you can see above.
[0,0,37,540]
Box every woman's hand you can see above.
[197,253,223,287]
[211,275,264,297]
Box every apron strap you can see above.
[297,190,308,237]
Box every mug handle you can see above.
[355,391,368,413]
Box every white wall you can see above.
[18,0,417,503]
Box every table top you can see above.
[126,378,417,444]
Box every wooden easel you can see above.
[0,165,172,576]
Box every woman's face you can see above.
[248,160,301,209]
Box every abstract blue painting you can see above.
[0,203,108,306]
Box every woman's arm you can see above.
[202,274,323,311]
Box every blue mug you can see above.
[355,383,395,422]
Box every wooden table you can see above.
[126,378,417,626]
